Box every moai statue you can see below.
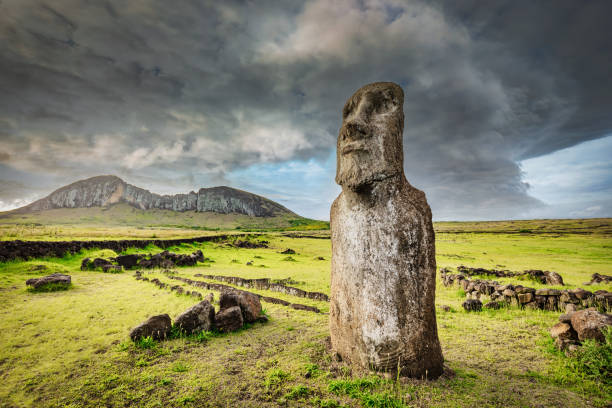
[330,82,444,378]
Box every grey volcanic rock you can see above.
[174,300,216,334]
[219,291,262,323]
[129,314,172,341]
[16,175,294,217]
[215,306,243,333]
[330,82,443,379]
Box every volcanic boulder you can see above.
[129,314,172,341]
[174,301,216,334]
[215,306,243,333]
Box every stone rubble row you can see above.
[193,273,329,301]
[440,270,611,313]
[133,271,322,313]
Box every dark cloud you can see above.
[0,0,611,219]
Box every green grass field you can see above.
[0,220,611,407]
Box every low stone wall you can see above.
[194,274,329,302]
[440,270,611,313]
[0,234,248,262]
[142,273,324,314]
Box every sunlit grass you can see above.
[0,222,610,407]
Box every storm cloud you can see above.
[1,0,611,219]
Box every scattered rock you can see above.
[174,300,216,334]
[215,306,243,333]
[130,314,172,341]
[26,273,71,289]
[204,293,214,303]
[281,248,296,254]
[462,299,482,312]
[565,303,577,313]
[440,305,451,312]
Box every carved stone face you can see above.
[335,82,405,191]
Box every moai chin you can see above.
[330,82,444,378]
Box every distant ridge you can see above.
[13,175,296,218]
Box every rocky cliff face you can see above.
[18,175,295,217]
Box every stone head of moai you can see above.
[335,82,405,191]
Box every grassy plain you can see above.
[0,219,611,407]
[0,204,329,235]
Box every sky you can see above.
[1,0,611,221]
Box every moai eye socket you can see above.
[343,100,354,119]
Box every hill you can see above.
[11,175,296,217]
[0,176,332,230]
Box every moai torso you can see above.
[329,82,443,378]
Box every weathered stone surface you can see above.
[550,322,576,341]
[26,273,71,289]
[130,314,171,341]
[219,291,262,323]
[174,301,215,334]
[570,308,612,343]
[330,82,443,379]
[215,306,243,332]
[559,312,574,323]
[517,292,534,304]
[462,299,483,312]
[502,289,516,297]
[535,289,561,296]
[565,303,577,313]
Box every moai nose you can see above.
[344,122,368,141]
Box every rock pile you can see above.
[455,266,564,285]
[129,292,266,341]
[82,250,204,272]
[550,308,612,351]
[440,270,611,312]
[26,273,72,290]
